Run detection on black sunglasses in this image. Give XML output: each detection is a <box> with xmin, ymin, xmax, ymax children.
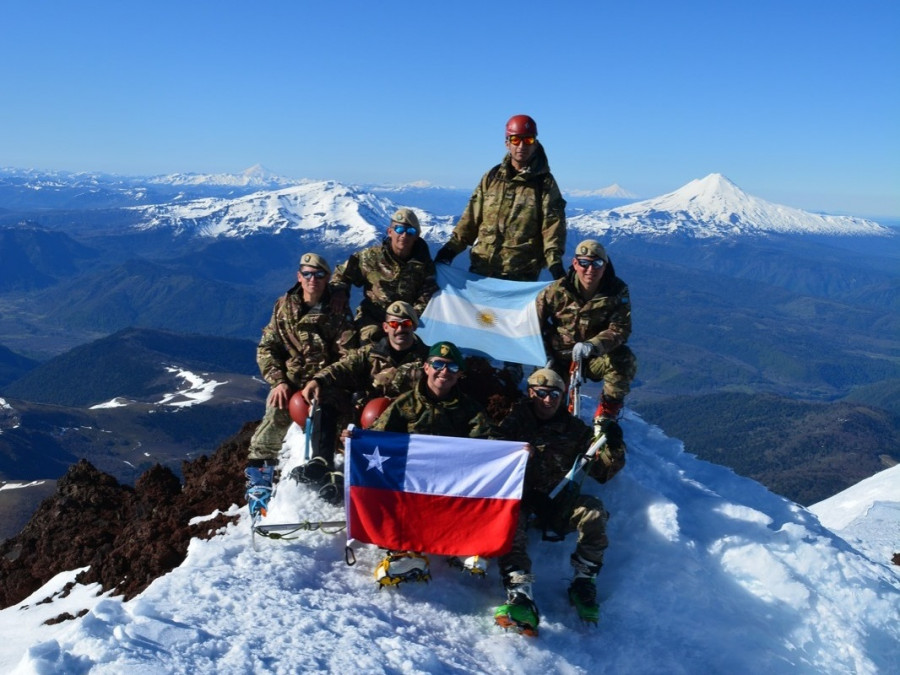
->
<box><xmin>575</xmin><ymin>258</ymin><xmax>605</xmax><ymax>270</ymax></box>
<box><xmin>428</xmin><ymin>360</ymin><xmax>460</xmax><ymax>373</ymax></box>
<box><xmin>530</xmin><ymin>387</ymin><xmax>561</xmax><ymax>400</ymax></box>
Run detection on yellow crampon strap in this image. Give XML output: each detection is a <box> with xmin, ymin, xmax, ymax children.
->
<box><xmin>374</xmin><ymin>551</ymin><xmax>432</xmax><ymax>587</ymax></box>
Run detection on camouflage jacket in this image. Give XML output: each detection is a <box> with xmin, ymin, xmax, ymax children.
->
<box><xmin>370</xmin><ymin>378</ymin><xmax>496</xmax><ymax>439</ymax></box>
<box><xmin>498</xmin><ymin>398</ymin><xmax>619</xmax><ymax>495</ymax></box>
<box><xmin>312</xmin><ymin>335</ymin><xmax>429</xmax><ymax>403</ymax></box>
<box><xmin>330</xmin><ymin>237</ymin><xmax>437</xmax><ymax>323</ymax></box>
<box><xmin>444</xmin><ymin>143</ymin><xmax>567</xmax><ymax>281</ymax></box>
<box><xmin>536</xmin><ymin>261</ymin><xmax>632</xmax><ymax>365</ymax></box>
<box><xmin>256</xmin><ymin>284</ymin><xmax>356</xmax><ymax>390</ymax></box>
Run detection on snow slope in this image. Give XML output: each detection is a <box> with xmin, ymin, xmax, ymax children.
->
<box><xmin>809</xmin><ymin>463</ymin><xmax>900</xmax><ymax>569</ymax></box>
<box><xmin>569</xmin><ymin>173</ymin><xmax>892</xmax><ymax>239</ymax></box>
<box><xmin>2</xmin><ymin>408</ymin><xmax>897</xmax><ymax>674</ymax></box>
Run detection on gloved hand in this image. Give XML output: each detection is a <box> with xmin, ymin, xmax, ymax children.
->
<box><xmin>434</xmin><ymin>245</ymin><xmax>457</xmax><ymax>265</ymax></box>
<box><xmin>571</xmin><ymin>342</ymin><xmax>596</xmax><ymax>363</ymax></box>
<box><xmin>549</xmin><ymin>262</ymin><xmax>565</xmax><ymax>280</ymax></box>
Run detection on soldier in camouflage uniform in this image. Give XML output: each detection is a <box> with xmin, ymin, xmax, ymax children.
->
<box><xmin>294</xmin><ymin>301</ymin><xmax>430</xmax><ymax>504</ymax></box>
<box><xmin>330</xmin><ymin>208</ymin><xmax>437</xmax><ymax>345</ymax></box>
<box><xmin>369</xmin><ymin>341</ymin><xmax>495</xmax><ymax>439</ymax></box>
<box><xmin>434</xmin><ymin>114</ymin><xmax>567</xmax><ymax>282</ymax></box>
<box><xmin>493</xmin><ymin>368</ymin><xmax>624</xmax><ymax>631</ymax></box>
<box><xmin>244</xmin><ymin>252</ymin><xmax>356</xmax><ymax>518</ymax></box>
<box><xmin>363</xmin><ymin>341</ymin><xmax>497</xmax><ymax>585</ymax></box>
<box><xmin>536</xmin><ymin>239</ymin><xmax>636</xmax><ymax>438</ymax></box>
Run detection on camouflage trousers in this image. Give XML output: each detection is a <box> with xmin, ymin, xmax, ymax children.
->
<box><xmin>498</xmin><ymin>494</ymin><xmax>609</xmax><ymax>575</ymax></box>
<box><xmin>555</xmin><ymin>344</ymin><xmax>637</xmax><ymax>401</ymax></box>
<box><xmin>247</xmin><ymin>405</ymin><xmax>293</xmax><ymax>462</ymax></box>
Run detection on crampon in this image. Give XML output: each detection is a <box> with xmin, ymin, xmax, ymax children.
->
<box><xmin>374</xmin><ymin>551</ymin><xmax>431</xmax><ymax>587</ymax></box>
<box><xmin>494</xmin><ymin>592</ymin><xmax>540</xmax><ymax>637</ymax></box>
<box><xmin>448</xmin><ymin>555</ymin><xmax>489</xmax><ymax>577</ymax></box>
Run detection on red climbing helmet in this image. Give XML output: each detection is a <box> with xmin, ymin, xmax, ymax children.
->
<box><xmin>505</xmin><ymin>114</ymin><xmax>538</xmax><ymax>137</ymax></box>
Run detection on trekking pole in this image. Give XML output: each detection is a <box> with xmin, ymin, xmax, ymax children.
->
<box><xmin>568</xmin><ymin>358</ymin><xmax>583</xmax><ymax>417</ymax></box>
<box><xmin>304</xmin><ymin>397</ymin><xmax>319</xmax><ymax>461</ymax></box>
<box><xmin>548</xmin><ymin>433</ymin><xmax>606</xmax><ymax>500</ymax></box>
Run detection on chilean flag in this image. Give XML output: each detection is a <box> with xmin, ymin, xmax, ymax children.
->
<box><xmin>345</xmin><ymin>429</ymin><xmax>529</xmax><ymax>556</ymax></box>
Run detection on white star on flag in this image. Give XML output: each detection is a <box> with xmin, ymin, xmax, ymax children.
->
<box><xmin>363</xmin><ymin>446</ymin><xmax>389</xmax><ymax>473</ymax></box>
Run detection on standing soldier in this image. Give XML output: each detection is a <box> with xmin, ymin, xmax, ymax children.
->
<box><xmin>244</xmin><ymin>252</ymin><xmax>356</xmax><ymax>518</ymax></box>
<box><xmin>295</xmin><ymin>301</ymin><xmax>430</xmax><ymax>504</ymax></box>
<box><xmin>434</xmin><ymin>114</ymin><xmax>567</xmax><ymax>282</ymax></box>
<box><xmin>536</xmin><ymin>239</ymin><xmax>636</xmax><ymax>439</ymax></box>
<box><xmin>494</xmin><ymin>368</ymin><xmax>624</xmax><ymax>633</ymax></box>
<box><xmin>330</xmin><ymin>208</ymin><xmax>437</xmax><ymax>345</ymax></box>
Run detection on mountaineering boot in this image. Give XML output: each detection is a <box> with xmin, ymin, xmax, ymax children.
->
<box><xmin>374</xmin><ymin>551</ymin><xmax>431</xmax><ymax>587</ymax></box>
<box><xmin>593</xmin><ymin>395</ymin><xmax>624</xmax><ymax>439</ymax></box>
<box><xmin>317</xmin><ymin>471</ymin><xmax>344</xmax><ymax>506</ymax></box>
<box><xmin>289</xmin><ymin>456</ymin><xmax>330</xmax><ymax>486</ymax></box>
<box><xmin>448</xmin><ymin>555</ymin><xmax>490</xmax><ymax>576</ymax></box>
<box><xmin>244</xmin><ymin>464</ymin><xmax>275</xmax><ymax>517</ymax></box>
<box><xmin>567</xmin><ymin>553</ymin><xmax>601</xmax><ymax>624</ymax></box>
<box><xmin>494</xmin><ymin>570</ymin><xmax>539</xmax><ymax>636</ymax></box>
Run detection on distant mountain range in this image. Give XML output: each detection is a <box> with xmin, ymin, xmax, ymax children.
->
<box><xmin>0</xmin><ymin>166</ymin><xmax>898</xmax><ymax>526</ymax></box>
<box><xmin>0</xmin><ymin>328</ymin><xmax>266</xmax><ymax>541</ymax></box>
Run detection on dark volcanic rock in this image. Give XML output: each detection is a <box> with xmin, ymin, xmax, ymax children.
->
<box><xmin>0</xmin><ymin>421</ymin><xmax>256</xmax><ymax>608</ymax></box>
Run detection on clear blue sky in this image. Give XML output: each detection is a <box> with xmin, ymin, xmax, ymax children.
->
<box><xmin>2</xmin><ymin>1</ymin><xmax>898</xmax><ymax>217</ymax></box>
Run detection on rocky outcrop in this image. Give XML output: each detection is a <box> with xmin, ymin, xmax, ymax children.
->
<box><xmin>0</xmin><ymin>422</ymin><xmax>255</xmax><ymax>608</ymax></box>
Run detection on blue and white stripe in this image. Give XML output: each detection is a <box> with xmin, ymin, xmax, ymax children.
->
<box><xmin>419</xmin><ymin>266</ymin><xmax>550</xmax><ymax>367</ymax></box>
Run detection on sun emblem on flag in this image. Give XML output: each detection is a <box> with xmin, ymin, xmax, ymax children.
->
<box><xmin>476</xmin><ymin>310</ymin><xmax>496</xmax><ymax>327</ymax></box>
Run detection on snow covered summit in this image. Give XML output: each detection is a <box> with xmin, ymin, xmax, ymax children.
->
<box><xmin>568</xmin><ymin>183</ymin><xmax>637</xmax><ymax>199</ymax></box>
<box><xmin>570</xmin><ymin>173</ymin><xmax>892</xmax><ymax>239</ymax></box>
<box><xmin>2</xmin><ymin>411</ymin><xmax>897</xmax><ymax>674</ymax></box>
<box><xmin>130</xmin><ymin>181</ymin><xmax>402</xmax><ymax>244</ymax></box>
<box><xmin>145</xmin><ymin>164</ymin><xmax>305</xmax><ymax>189</ymax></box>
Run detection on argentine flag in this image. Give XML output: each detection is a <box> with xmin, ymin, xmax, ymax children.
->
<box><xmin>418</xmin><ymin>266</ymin><xmax>550</xmax><ymax>367</ymax></box>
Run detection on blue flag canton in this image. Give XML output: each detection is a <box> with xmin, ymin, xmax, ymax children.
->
<box><xmin>349</xmin><ymin>429</ymin><xmax>411</xmax><ymax>491</ymax></box>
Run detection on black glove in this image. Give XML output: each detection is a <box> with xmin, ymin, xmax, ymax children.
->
<box><xmin>549</xmin><ymin>262</ymin><xmax>565</xmax><ymax>280</ymax></box>
<box><xmin>434</xmin><ymin>245</ymin><xmax>457</xmax><ymax>265</ymax></box>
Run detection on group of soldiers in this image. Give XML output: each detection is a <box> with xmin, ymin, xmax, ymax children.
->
<box><xmin>243</xmin><ymin>114</ymin><xmax>636</xmax><ymax>632</ymax></box>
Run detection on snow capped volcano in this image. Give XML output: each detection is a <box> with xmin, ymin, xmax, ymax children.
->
<box><xmin>570</xmin><ymin>173</ymin><xmax>892</xmax><ymax>239</ymax></box>
<box><xmin>129</xmin><ymin>180</ymin><xmax>424</xmax><ymax>246</ymax></box>
<box><xmin>568</xmin><ymin>183</ymin><xmax>637</xmax><ymax>199</ymax></box>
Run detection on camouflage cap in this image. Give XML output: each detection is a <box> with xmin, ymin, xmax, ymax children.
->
<box><xmin>574</xmin><ymin>240</ymin><xmax>609</xmax><ymax>262</ymax></box>
<box><xmin>298</xmin><ymin>252</ymin><xmax>331</xmax><ymax>274</ymax></box>
<box><xmin>385</xmin><ymin>300</ymin><xmax>419</xmax><ymax>327</ymax></box>
<box><xmin>526</xmin><ymin>368</ymin><xmax>566</xmax><ymax>391</ymax></box>
<box><xmin>427</xmin><ymin>341</ymin><xmax>464</xmax><ymax>369</ymax></box>
<box><xmin>391</xmin><ymin>208</ymin><xmax>420</xmax><ymax>229</ymax></box>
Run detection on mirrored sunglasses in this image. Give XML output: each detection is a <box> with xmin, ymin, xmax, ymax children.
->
<box><xmin>575</xmin><ymin>258</ymin><xmax>605</xmax><ymax>270</ymax></box>
<box><xmin>427</xmin><ymin>359</ymin><xmax>460</xmax><ymax>373</ymax></box>
<box><xmin>530</xmin><ymin>387</ymin><xmax>562</xmax><ymax>400</ymax></box>
<box><xmin>300</xmin><ymin>269</ymin><xmax>328</xmax><ymax>279</ymax></box>
<box><xmin>392</xmin><ymin>225</ymin><xmax>418</xmax><ymax>236</ymax></box>
<box><xmin>507</xmin><ymin>135</ymin><xmax>536</xmax><ymax>146</ymax></box>
<box><xmin>386</xmin><ymin>319</ymin><xmax>414</xmax><ymax>329</ymax></box>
